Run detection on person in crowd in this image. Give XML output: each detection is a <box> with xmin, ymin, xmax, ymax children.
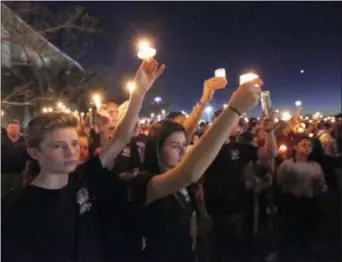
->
<box><xmin>203</xmin><ymin>109</ymin><xmax>276</xmax><ymax>262</ymax></box>
<box><xmin>277</xmin><ymin>138</ymin><xmax>327</xmax><ymax>261</ymax></box>
<box><xmin>1</xmin><ymin>58</ymin><xmax>166</xmax><ymax>262</ymax></box>
<box><xmin>98</xmin><ymin>67</ymin><xmax>262</xmax><ymax>261</ymax></box>
<box><xmin>1</xmin><ymin>119</ymin><xmax>28</xmax><ymax>199</ymax></box>
<box><xmin>78</xmin><ymin>132</ymin><xmax>90</xmax><ymax>165</ymax></box>
<box><xmin>317</xmin><ymin>122</ymin><xmax>338</xmax><ymax>157</ymax></box>
<box><xmin>136</xmin><ymin>76</ymin><xmax>262</xmax><ymax>262</ymax></box>
<box><xmin>83</xmin><ymin>124</ymin><xmax>91</xmax><ymax>137</ymax></box>
<box><xmin>87</xmin><ymin>99</ymin><xmax>120</xmax><ymax>155</ymax></box>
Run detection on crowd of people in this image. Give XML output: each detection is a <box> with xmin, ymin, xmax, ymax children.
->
<box><xmin>1</xmin><ymin>58</ymin><xmax>341</xmax><ymax>262</ymax></box>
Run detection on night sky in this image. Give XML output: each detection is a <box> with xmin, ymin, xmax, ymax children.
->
<box><xmin>56</xmin><ymin>2</ymin><xmax>342</xmax><ymax>115</ymax></box>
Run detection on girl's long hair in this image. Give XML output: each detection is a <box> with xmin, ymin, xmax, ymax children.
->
<box><xmin>143</xmin><ymin>120</ymin><xmax>185</xmax><ymax>174</ymax></box>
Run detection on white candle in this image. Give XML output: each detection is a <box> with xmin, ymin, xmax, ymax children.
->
<box><xmin>92</xmin><ymin>94</ymin><xmax>102</xmax><ymax>109</ymax></box>
<box><xmin>215</xmin><ymin>68</ymin><xmax>226</xmax><ymax>78</ymax></box>
<box><xmin>240</xmin><ymin>73</ymin><xmax>259</xmax><ymax>85</ymax></box>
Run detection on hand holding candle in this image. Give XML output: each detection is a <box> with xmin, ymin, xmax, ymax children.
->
<box><xmin>201</xmin><ymin>77</ymin><xmax>228</xmax><ymax>104</ymax></box>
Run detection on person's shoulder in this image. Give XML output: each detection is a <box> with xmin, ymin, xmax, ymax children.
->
<box><xmin>279</xmin><ymin>159</ymin><xmax>294</xmax><ymax>168</ymax></box>
<box><xmin>2</xmin><ymin>187</ymin><xmax>35</xmax><ymax>216</ymax></box>
<box><xmin>73</xmin><ymin>156</ymin><xmax>104</xmax><ymax>175</ymax></box>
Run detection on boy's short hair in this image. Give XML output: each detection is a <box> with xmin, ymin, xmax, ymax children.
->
<box><xmin>7</xmin><ymin>119</ymin><xmax>20</xmax><ymax>126</ymax></box>
<box><xmin>25</xmin><ymin>112</ymin><xmax>78</xmax><ymax>148</ymax></box>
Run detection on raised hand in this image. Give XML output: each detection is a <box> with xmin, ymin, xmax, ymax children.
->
<box><xmin>200</xmin><ymin>77</ymin><xmax>228</xmax><ymax>104</ymax></box>
<box><xmin>227</xmin><ymin>78</ymin><xmax>263</xmax><ymax>115</ymax></box>
<box><xmin>134</xmin><ymin>58</ymin><xmax>166</xmax><ymax>95</ymax></box>
<box><xmin>95</xmin><ymin>107</ymin><xmax>112</xmax><ymax>132</ymax></box>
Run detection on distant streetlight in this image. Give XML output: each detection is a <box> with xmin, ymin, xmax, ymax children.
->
<box><xmin>281</xmin><ymin>111</ymin><xmax>292</xmax><ymax>121</ymax></box>
<box><xmin>205</xmin><ymin>106</ymin><xmax>213</xmax><ymax>121</ymax></box>
<box><xmin>154</xmin><ymin>97</ymin><xmax>162</xmax><ymax>104</ymax></box>
<box><xmin>295</xmin><ymin>100</ymin><xmax>302</xmax><ymax>107</ymax></box>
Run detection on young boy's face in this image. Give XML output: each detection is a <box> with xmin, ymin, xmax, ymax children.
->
<box><xmin>29</xmin><ymin>127</ymin><xmax>80</xmax><ymax>175</ymax></box>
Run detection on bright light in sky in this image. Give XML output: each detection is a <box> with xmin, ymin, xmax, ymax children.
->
<box><xmin>154</xmin><ymin>97</ymin><xmax>162</xmax><ymax>103</ymax></box>
<box><xmin>295</xmin><ymin>100</ymin><xmax>302</xmax><ymax>107</ymax></box>
<box><xmin>300</xmin><ymin>69</ymin><xmax>305</xmax><ymax>74</ymax></box>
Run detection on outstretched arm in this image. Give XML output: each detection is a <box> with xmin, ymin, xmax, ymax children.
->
<box><xmin>99</xmin><ymin>59</ymin><xmax>165</xmax><ymax>168</ymax></box>
<box><xmin>183</xmin><ymin>77</ymin><xmax>227</xmax><ymax>142</ymax></box>
<box><xmin>146</xmin><ymin>78</ymin><xmax>263</xmax><ymax>205</ymax></box>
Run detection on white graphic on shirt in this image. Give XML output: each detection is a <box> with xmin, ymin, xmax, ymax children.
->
<box><xmin>231</xmin><ymin>149</ymin><xmax>240</xmax><ymax>161</ymax></box>
<box><xmin>179</xmin><ymin>188</ymin><xmax>191</xmax><ymax>203</ymax></box>
<box><xmin>76</xmin><ymin>188</ymin><xmax>92</xmax><ymax>215</ymax></box>
<box><xmin>122</xmin><ymin>146</ymin><xmax>131</xmax><ymax>157</ymax></box>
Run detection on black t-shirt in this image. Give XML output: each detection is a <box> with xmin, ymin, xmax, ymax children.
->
<box><xmin>140</xmin><ymin>179</ymin><xmax>195</xmax><ymax>262</ymax></box>
<box><xmin>1</xmin><ymin>156</ymin><xmax>107</xmax><ymax>262</ymax></box>
<box><xmin>93</xmin><ymin>170</ymin><xmax>154</xmax><ymax>262</ymax></box>
<box><xmin>203</xmin><ymin>142</ymin><xmax>258</xmax><ymax>216</ymax></box>
<box><xmin>2</xmin><ymin>155</ymin><xmax>154</xmax><ymax>262</ymax></box>
<box><xmin>1</xmin><ymin>133</ymin><xmax>28</xmax><ymax>174</ymax></box>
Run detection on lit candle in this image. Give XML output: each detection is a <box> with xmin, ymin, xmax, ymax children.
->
<box><xmin>127</xmin><ymin>81</ymin><xmax>135</xmax><ymax>94</ymax></box>
<box><xmin>278</xmin><ymin>144</ymin><xmax>288</xmax><ymax>154</ymax></box>
<box><xmin>215</xmin><ymin>68</ymin><xmax>226</xmax><ymax>78</ymax></box>
<box><xmin>240</xmin><ymin>72</ymin><xmax>259</xmax><ymax>85</ymax></box>
<box><xmin>297</xmin><ymin>127</ymin><xmax>305</xmax><ymax>133</ymax></box>
<box><xmin>92</xmin><ymin>94</ymin><xmax>102</xmax><ymax>110</ymax></box>
<box><xmin>137</xmin><ymin>40</ymin><xmax>156</xmax><ymax>60</ymax></box>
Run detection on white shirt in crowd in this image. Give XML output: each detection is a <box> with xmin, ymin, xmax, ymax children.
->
<box><xmin>277</xmin><ymin>159</ymin><xmax>327</xmax><ymax>198</ymax></box>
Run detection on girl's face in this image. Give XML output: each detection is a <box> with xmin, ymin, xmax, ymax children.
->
<box><xmin>295</xmin><ymin>139</ymin><xmax>312</xmax><ymax>155</ymax></box>
<box><xmin>160</xmin><ymin>131</ymin><xmax>187</xmax><ymax>170</ymax></box>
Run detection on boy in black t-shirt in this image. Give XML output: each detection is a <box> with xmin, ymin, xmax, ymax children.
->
<box><xmin>2</xmin><ymin>59</ymin><xmax>166</xmax><ymax>262</ymax></box>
